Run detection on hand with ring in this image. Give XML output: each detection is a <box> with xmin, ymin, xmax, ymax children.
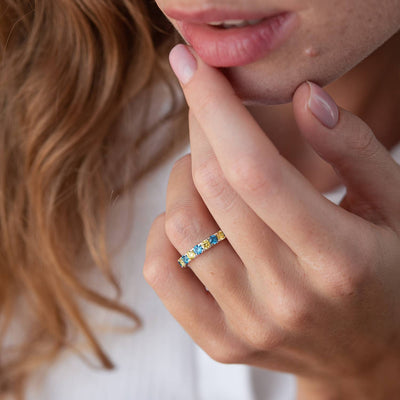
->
<box><xmin>144</xmin><ymin>45</ymin><xmax>400</xmax><ymax>398</ymax></box>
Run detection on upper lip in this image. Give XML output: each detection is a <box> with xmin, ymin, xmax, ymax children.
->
<box><xmin>164</xmin><ymin>7</ymin><xmax>284</xmax><ymax>23</ymax></box>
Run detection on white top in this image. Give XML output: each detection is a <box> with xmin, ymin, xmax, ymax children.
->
<box><xmin>28</xmin><ymin>141</ymin><xmax>400</xmax><ymax>400</ymax></box>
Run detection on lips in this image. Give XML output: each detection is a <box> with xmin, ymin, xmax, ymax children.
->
<box><xmin>167</xmin><ymin>10</ymin><xmax>299</xmax><ymax>68</ymax></box>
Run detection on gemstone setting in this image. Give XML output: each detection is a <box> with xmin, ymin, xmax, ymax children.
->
<box><xmin>209</xmin><ymin>235</ymin><xmax>218</xmax><ymax>245</ymax></box>
<box><xmin>201</xmin><ymin>239</ymin><xmax>211</xmax><ymax>249</ymax></box>
<box><xmin>217</xmin><ymin>231</ymin><xmax>225</xmax><ymax>241</ymax></box>
<box><xmin>182</xmin><ymin>255</ymin><xmax>190</xmax><ymax>264</ymax></box>
<box><xmin>187</xmin><ymin>250</ymin><xmax>196</xmax><ymax>259</ymax></box>
<box><xmin>178</xmin><ymin>258</ymin><xmax>186</xmax><ymax>268</ymax></box>
<box><xmin>194</xmin><ymin>244</ymin><xmax>204</xmax><ymax>255</ymax></box>
<box><xmin>178</xmin><ymin>230</ymin><xmax>226</xmax><ymax>268</ymax></box>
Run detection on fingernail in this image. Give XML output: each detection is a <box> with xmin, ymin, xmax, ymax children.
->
<box><xmin>307</xmin><ymin>81</ymin><xmax>339</xmax><ymax>129</ymax></box>
<box><xmin>169</xmin><ymin>44</ymin><xmax>197</xmax><ymax>85</ymax></box>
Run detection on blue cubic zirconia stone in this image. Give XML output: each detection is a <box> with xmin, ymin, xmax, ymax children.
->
<box><xmin>182</xmin><ymin>255</ymin><xmax>190</xmax><ymax>264</ymax></box>
<box><xmin>209</xmin><ymin>235</ymin><xmax>218</xmax><ymax>245</ymax></box>
<box><xmin>194</xmin><ymin>244</ymin><xmax>204</xmax><ymax>255</ymax></box>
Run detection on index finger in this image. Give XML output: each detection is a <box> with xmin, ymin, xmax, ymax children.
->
<box><xmin>169</xmin><ymin>44</ymin><xmax>351</xmax><ymax>259</ymax></box>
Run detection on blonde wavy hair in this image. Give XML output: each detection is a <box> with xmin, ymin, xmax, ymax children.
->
<box><xmin>0</xmin><ymin>1</ymin><xmax>186</xmax><ymax>398</ymax></box>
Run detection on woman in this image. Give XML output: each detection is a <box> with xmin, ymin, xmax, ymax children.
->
<box><xmin>144</xmin><ymin>0</ymin><xmax>400</xmax><ymax>398</ymax></box>
<box><xmin>0</xmin><ymin>1</ymin><xmax>399</xmax><ymax>400</ymax></box>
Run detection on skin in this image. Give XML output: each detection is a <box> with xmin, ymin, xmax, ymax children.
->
<box><xmin>144</xmin><ymin>1</ymin><xmax>400</xmax><ymax>398</ymax></box>
<box><xmin>157</xmin><ymin>0</ymin><xmax>400</xmax><ymax>191</ymax></box>
<box><xmin>155</xmin><ymin>0</ymin><xmax>400</xmax><ymax>104</ymax></box>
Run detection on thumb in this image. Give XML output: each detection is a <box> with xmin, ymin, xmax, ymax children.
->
<box><xmin>292</xmin><ymin>81</ymin><xmax>400</xmax><ymax>225</ymax></box>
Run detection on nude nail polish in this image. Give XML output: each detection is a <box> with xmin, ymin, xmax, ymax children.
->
<box><xmin>307</xmin><ymin>81</ymin><xmax>339</xmax><ymax>129</ymax></box>
<box><xmin>169</xmin><ymin>44</ymin><xmax>197</xmax><ymax>85</ymax></box>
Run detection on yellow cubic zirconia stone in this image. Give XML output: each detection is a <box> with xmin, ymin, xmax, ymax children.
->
<box><xmin>187</xmin><ymin>250</ymin><xmax>196</xmax><ymax>260</ymax></box>
<box><xmin>201</xmin><ymin>239</ymin><xmax>211</xmax><ymax>249</ymax></box>
<box><xmin>217</xmin><ymin>231</ymin><xmax>225</xmax><ymax>241</ymax></box>
<box><xmin>178</xmin><ymin>258</ymin><xmax>186</xmax><ymax>268</ymax></box>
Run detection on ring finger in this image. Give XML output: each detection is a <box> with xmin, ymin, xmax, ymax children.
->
<box><xmin>165</xmin><ymin>153</ymin><xmax>250</xmax><ymax>312</ymax></box>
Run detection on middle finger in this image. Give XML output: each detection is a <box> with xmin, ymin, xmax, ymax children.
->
<box><xmin>189</xmin><ymin>112</ymin><xmax>298</xmax><ymax>285</ymax></box>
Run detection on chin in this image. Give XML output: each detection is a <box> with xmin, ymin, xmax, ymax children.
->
<box><xmin>222</xmin><ymin>62</ymin><xmax>337</xmax><ymax>106</ymax></box>
<box><xmin>221</xmin><ymin>66</ymin><xmax>306</xmax><ymax>106</ymax></box>
<box><xmin>232</xmin><ymin>81</ymin><xmax>297</xmax><ymax>106</ymax></box>
<box><xmin>219</xmin><ymin>54</ymin><xmax>345</xmax><ymax>106</ymax></box>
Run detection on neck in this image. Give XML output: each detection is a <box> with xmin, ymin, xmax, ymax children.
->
<box><xmin>247</xmin><ymin>31</ymin><xmax>400</xmax><ymax>193</ymax></box>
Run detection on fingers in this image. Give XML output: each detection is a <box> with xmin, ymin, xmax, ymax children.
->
<box><xmin>169</xmin><ymin>44</ymin><xmax>349</xmax><ymax>260</ymax></box>
<box><xmin>293</xmin><ymin>81</ymin><xmax>400</xmax><ymax>229</ymax></box>
<box><xmin>189</xmin><ymin>111</ymin><xmax>299</xmax><ymax>285</ymax></box>
<box><xmin>143</xmin><ymin>213</ymin><xmax>229</xmax><ymax>351</ymax></box>
<box><xmin>144</xmin><ymin>178</ymin><xmax>292</xmax><ymax>368</ymax></box>
<box><xmin>164</xmin><ymin>154</ymin><xmax>251</xmax><ymax>312</ymax></box>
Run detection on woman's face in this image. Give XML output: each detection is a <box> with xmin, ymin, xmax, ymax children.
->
<box><xmin>155</xmin><ymin>0</ymin><xmax>400</xmax><ymax>105</ymax></box>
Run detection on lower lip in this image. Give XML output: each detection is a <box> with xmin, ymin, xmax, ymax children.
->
<box><xmin>178</xmin><ymin>12</ymin><xmax>298</xmax><ymax>67</ymax></box>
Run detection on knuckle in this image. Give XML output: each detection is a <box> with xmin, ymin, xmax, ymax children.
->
<box><xmin>227</xmin><ymin>154</ymin><xmax>282</xmax><ymax>198</ymax></box>
<box><xmin>171</xmin><ymin>153</ymin><xmax>192</xmax><ymax>174</ymax></box>
<box><xmin>324</xmin><ymin>270</ymin><xmax>363</xmax><ymax>299</ymax></box>
<box><xmin>143</xmin><ymin>256</ymin><xmax>167</xmax><ymax>291</ymax></box>
<box><xmin>144</xmin><ymin>213</ymin><xmax>166</xmax><ymax>283</ymax></box>
<box><xmin>193</xmin><ymin>158</ymin><xmax>224</xmax><ymax>192</ymax></box>
<box><xmin>230</xmin><ymin>310</ymin><xmax>283</xmax><ymax>351</ymax></box>
<box><xmin>193</xmin><ymin>160</ymin><xmax>236</xmax><ymax>210</ymax></box>
<box><xmin>165</xmin><ymin>207</ymin><xmax>201</xmax><ymax>247</ymax></box>
<box><xmin>206</xmin><ymin>336</ymin><xmax>250</xmax><ymax>364</ymax></box>
<box><xmin>320</xmin><ymin>253</ymin><xmax>373</xmax><ymax>299</ymax></box>
<box><xmin>146</xmin><ymin>213</ymin><xmax>166</xmax><ymax>243</ymax></box>
<box><xmin>263</xmin><ymin>280</ymin><xmax>314</xmax><ymax>332</ymax></box>
<box><xmin>335</xmin><ymin>229</ymin><xmax>378</xmax><ymax>298</ymax></box>
<box><xmin>274</xmin><ymin>297</ymin><xmax>313</xmax><ymax>332</ymax></box>
<box><xmin>152</xmin><ymin>212</ymin><xmax>166</xmax><ymax>227</ymax></box>
<box><xmin>306</xmin><ymin>227</ymin><xmax>378</xmax><ymax>300</ymax></box>
<box><xmin>195</xmin><ymin>92</ymin><xmax>220</xmax><ymax>121</ymax></box>
<box><xmin>242</xmin><ymin>325</ymin><xmax>282</xmax><ymax>352</ymax></box>
<box><xmin>345</xmin><ymin>120</ymin><xmax>380</xmax><ymax>159</ymax></box>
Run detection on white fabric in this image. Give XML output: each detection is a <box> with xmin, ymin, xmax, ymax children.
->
<box><xmin>27</xmin><ymin>140</ymin><xmax>400</xmax><ymax>400</ymax></box>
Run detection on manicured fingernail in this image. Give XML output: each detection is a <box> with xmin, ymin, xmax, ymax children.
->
<box><xmin>169</xmin><ymin>44</ymin><xmax>197</xmax><ymax>85</ymax></box>
<box><xmin>307</xmin><ymin>81</ymin><xmax>339</xmax><ymax>129</ymax></box>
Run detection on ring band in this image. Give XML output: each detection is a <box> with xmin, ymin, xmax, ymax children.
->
<box><xmin>178</xmin><ymin>230</ymin><xmax>226</xmax><ymax>268</ymax></box>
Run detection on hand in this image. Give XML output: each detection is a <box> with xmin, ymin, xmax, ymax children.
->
<box><xmin>143</xmin><ymin>45</ymin><xmax>400</xmax><ymax>398</ymax></box>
